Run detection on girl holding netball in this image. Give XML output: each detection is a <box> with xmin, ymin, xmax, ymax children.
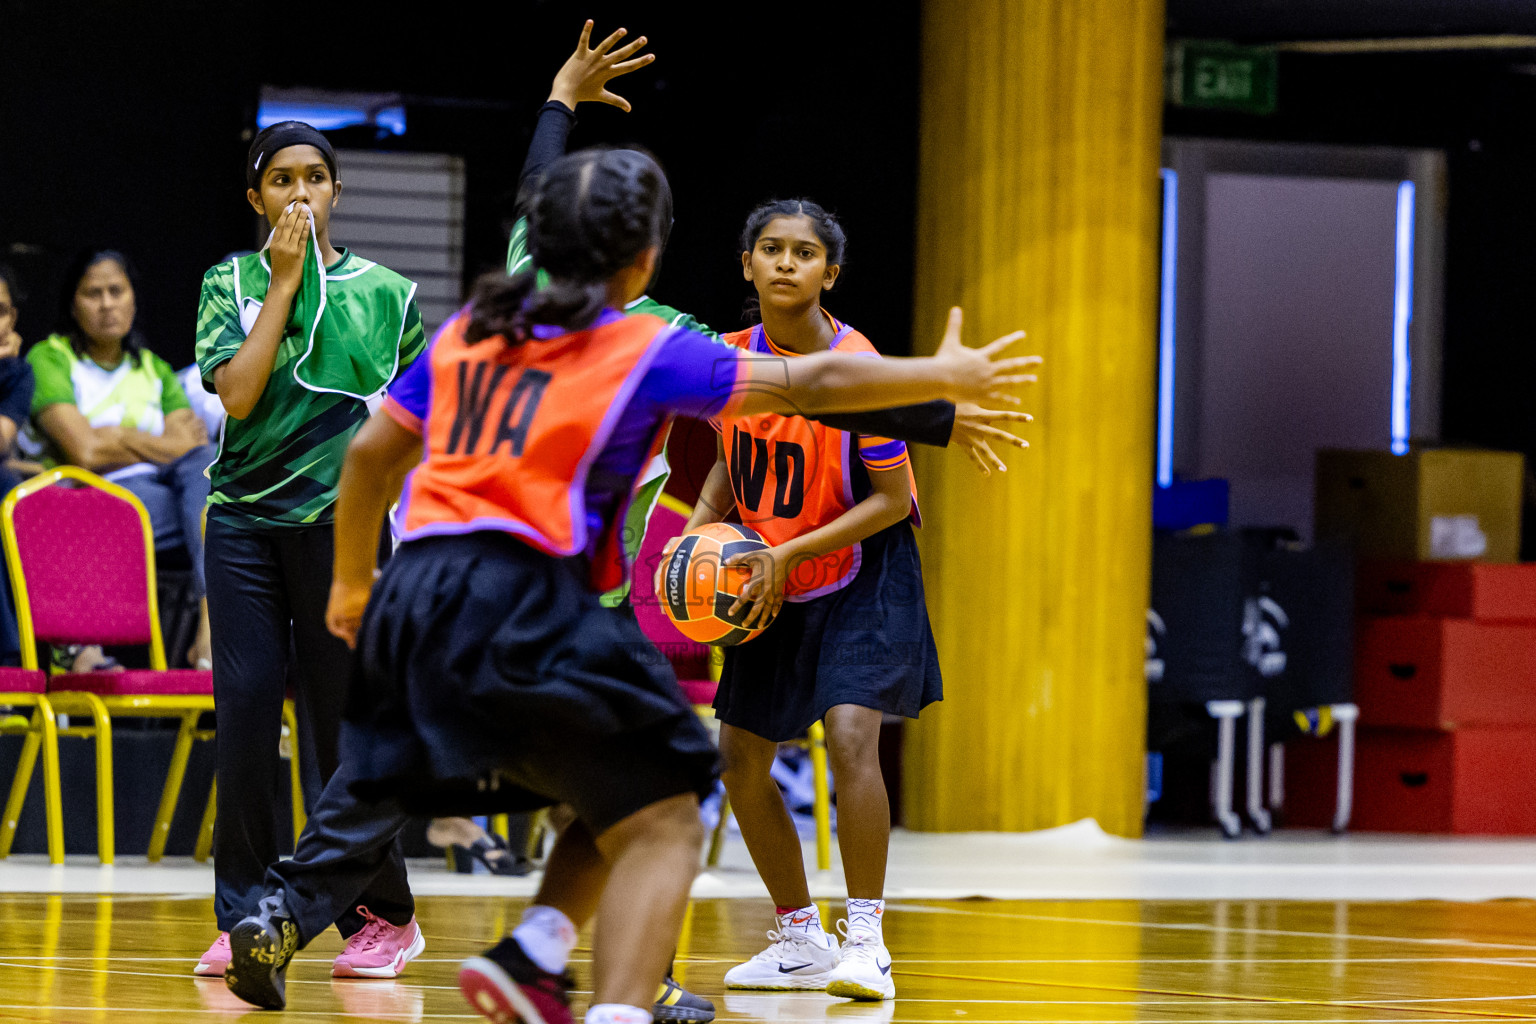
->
<box><xmin>274</xmin><ymin>148</ymin><xmax>1030</xmax><ymax>1024</ymax></box>
<box><xmin>679</xmin><ymin>200</ymin><xmax>1034</xmax><ymax>1000</ymax></box>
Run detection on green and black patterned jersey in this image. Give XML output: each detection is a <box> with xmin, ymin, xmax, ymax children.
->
<box><xmin>194</xmin><ymin>249</ymin><xmax>426</xmax><ymax>530</ymax></box>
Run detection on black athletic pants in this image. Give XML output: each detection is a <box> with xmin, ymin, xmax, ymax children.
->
<box><xmin>205</xmin><ymin>516</ymin><xmax>409</xmax><ymax>934</ymax></box>
<box><xmin>267</xmin><ymin>757</ymin><xmax>414</xmax><ymax>944</ymax></box>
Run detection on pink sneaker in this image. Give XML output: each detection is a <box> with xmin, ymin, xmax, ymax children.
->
<box><xmin>194</xmin><ymin>932</ymin><xmax>231</xmax><ymax>977</ymax></box>
<box><xmin>332</xmin><ymin>906</ymin><xmax>425</xmax><ymax>979</ymax></box>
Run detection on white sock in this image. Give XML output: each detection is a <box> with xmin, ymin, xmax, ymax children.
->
<box><xmin>585</xmin><ymin>1004</ymin><xmax>652</xmax><ymax>1024</ymax></box>
<box><xmin>846</xmin><ymin>898</ymin><xmax>885</xmax><ymax>938</ymax></box>
<box><xmin>512</xmin><ymin>905</ymin><xmax>577</xmax><ymax>974</ymax></box>
<box><xmin>776</xmin><ymin>903</ymin><xmax>825</xmax><ymax>936</ymax></box>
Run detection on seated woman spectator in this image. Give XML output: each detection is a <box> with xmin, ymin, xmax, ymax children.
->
<box><xmin>27</xmin><ymin>250</ymin><xmax>216</xmax><ymax>668</ymax></box>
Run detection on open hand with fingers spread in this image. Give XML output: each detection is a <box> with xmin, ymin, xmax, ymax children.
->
<box><xmin>931</xmin><ymin>306</ymin><xmax>1040</xmax><ymax>406</ymax></box>
<box><xmin>549</xmin><ymin>20</ymin><xmax>655</xmax><ymax>112</ymax></box>
<box><xmin>953</xmin><ymin>402</ymin><xmax>1034</xmax><ymax>475</ymax></box>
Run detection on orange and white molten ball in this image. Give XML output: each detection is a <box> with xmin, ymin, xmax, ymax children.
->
<box><xmin>659</xmin><ymin>522</ymin><xmax>774</xmax><ymax>645</ymax></box>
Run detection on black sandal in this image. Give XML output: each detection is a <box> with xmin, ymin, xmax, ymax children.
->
<box><xmin>452</xmin><ymin>834</ymin><xmax>535</xmax><ymax>877</ymax></box>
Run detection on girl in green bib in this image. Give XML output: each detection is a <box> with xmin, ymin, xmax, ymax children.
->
<box><xmin>191</xmin><ymin>122</ymin><xmax>426</xmax><ymax>977</ymax></box>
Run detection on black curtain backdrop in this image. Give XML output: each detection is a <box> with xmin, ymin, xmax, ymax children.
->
<box><xmin>0</xmin><ymin>0</ymin><xmax>922</xmax><ymax>368</ymax></box>
<box><xmin>9</xmin><ymin>2</ymin><xmax>1536</xmax><ymax>507</ymax></box>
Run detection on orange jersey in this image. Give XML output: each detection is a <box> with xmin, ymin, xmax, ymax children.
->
<box><xmin>717</xmin><ymin>316</ymin><xmax>920</xmax><ymax>601</ymax></box>
<box><xmin>393</xmin><ymin>310</ymin><xmax>673</xmax><ymax>593</ymax></box>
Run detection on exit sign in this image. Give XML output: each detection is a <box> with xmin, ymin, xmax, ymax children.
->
<box><xmin>1167</xmin><ymin>40</ymin><xmax>1277</xmax><ymax>115</ymax></box>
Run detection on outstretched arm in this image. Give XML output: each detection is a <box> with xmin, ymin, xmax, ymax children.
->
<box><xmin>518</xmin><ymin>103</ymin><xmax>577</xmax><ymax>196</ymax></box>
<box><xmin>518</xmin><ymin>21</ymin><xmax>654</xmax><ymax>191</ymax></box>
<box><xmin>813</xmin><ymin>402</ymin><xmax>955</xmax><ymax>447</ymax></box>
<box><xmin>813</xmin><ymin>402</ymin><xmax>1032</xmax><ymax>474</ymax></box>
<box><xmin>644</xmin><ymin>304</ymin><xmax>1030</xmax><ymax>468</ymax></box>
<box><xmin>728</xmin><ymin>308</ymin><xmax>1038</xmax><ymax>419</ymax></box>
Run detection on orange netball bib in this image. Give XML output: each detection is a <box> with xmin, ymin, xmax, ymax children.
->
<box><xmin>400</xmin><ymin>311</ymin><xmax>670</xmax><ymax>592</ymax></box>
<box><xmin>718</xmin><ymin>317</ymin><xmax>918</xmax><ymax>600</ymax></box>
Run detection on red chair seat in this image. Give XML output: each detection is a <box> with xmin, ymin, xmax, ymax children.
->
<box><xmin>0</xmin><ymin>668</ymin><xmax>48</xmax><ymax>694</ymax></box>
<box><xmin>678</xmin><ymin>678</ymin><xmax>718</xmax><ymax>706</ymax></box>
<box><xmin>49</xmin><ymin>669</ymin><xmax>213</xmax><ymax>697</ymax></box>
<box><xmin>633</xmin><ymin>501</ymin><xmax>720</xmax><ymax>685</ymax></box>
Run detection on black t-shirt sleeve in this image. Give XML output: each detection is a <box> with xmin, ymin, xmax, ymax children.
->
<box><xmin>519</xmin><ymin>101</ymin><xmax>577</xmax><ymax>191</ymax></box>
<box><xmin>0</xmin><ymin>358</ymin><xmax>35</xmax><ymax>432</ymax></box>
<box><xmin>812</xmin><ymin>400</ymin><xmax>956</xmax><ymax>448</ymax></box>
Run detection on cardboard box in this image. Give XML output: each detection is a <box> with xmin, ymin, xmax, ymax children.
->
<box><xmin>1357</xmin><ymin>561</ymin><xmax>1536</xmax><ymax>620</ymax></box>
<box><xmin>1355</xmin><ymin>616</ymin><xmax>1536</xmax><ymax>729</ymax></box>
<box><xmin>1284</xmin><ymin>726</ymin><xmax>1536</xmax><ymax>834</ymax></box>
<box><xmin>1316</xmin><ymin>448</ymin><xmax>1524</xmax><ymax>564</ymax></box>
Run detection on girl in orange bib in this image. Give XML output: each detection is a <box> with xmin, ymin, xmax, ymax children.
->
<box><xmin>679</xmin><ymin>200</ymin><xmax>1013</xmax><ymax>1001</ymax></box>
<box><xmin>306</xmin><ymin>156</ymin><xmax>1032</xmax><ymax>1024</ymax></box>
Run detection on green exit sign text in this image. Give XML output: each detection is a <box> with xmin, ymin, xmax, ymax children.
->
<box><xmin>1167</xmin><ymin>40</ymin><xmax>1277</xmax><ymax>115</ymax></box>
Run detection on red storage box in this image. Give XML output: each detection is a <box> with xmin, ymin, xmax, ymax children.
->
<box><xmin>1284</xmin><ymin>727</ymin><xmax>1536</xmax><ymax>834</ymax></box>
<box><xmin>1355</xmin><ymin>616</ymin><xmax>1536</xmax><ymax>728</ymax></box>
<box><xmin>1358</xmin><ymin>562</ymin><xmax>1536</xmax><ymax>620</ymax></box>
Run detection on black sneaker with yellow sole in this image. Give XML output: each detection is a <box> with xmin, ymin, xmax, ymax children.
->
<box><xmin>225</xmin><ymin>893</ymin><xmax>300</xmax><ymax>1010</ymax></box>
<box><xmin>655</xmin><ymin>975</ymin><xmax>716</xmax><ymax>1023</ymax></box>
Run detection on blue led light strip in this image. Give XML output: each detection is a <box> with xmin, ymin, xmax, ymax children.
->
<box><xmin>257</xmin><ymin>102</ymin><xmax>407</xmax><ymax>136</ymax></box>
<box><xmin>1157</xmin><ymin>169</ymin><xmax>1179</xmax><ymax>488</ymax></box>
<box><xmin>1391</xmin><ymin>181</ymin><xmax>1415</xmax><ymax>456</ymax></box>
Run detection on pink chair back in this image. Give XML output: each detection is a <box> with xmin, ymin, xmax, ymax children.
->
<box><xmin>632</xmin><ymin>500</ymin><xmax>712</xmax><ymax>682</ymax></box>
<box><xmin>8</xmin><ymin>477</ymin><xmax>155</xmax><ymax>647</ymax></box>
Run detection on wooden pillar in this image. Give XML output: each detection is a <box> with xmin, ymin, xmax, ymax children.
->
<box><xmin>903</xmin><ymin>0</ymin><xmax>1165</xmax><ymax>835</ymax></box>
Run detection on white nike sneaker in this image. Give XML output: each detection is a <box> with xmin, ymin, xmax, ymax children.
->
<box><xmin>723</xmin><ymin>924</ymin><xmax>839</xmax><ymax>990</ymax></box>
<box><xmin>825</xmin><ymin>927</ymin><xmax>894</xmax><ymax>1001</ymax></box>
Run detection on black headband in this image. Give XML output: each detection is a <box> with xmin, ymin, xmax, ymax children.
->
<box><xmin>246</xmin><ymin>122</ymin><xmax>338</xmax><ymax>190</ymax></box>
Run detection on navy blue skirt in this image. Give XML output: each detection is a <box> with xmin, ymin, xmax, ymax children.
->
<box><xmin>714</xmin><ymin>521</ymin><xmax>943</xmax><ymax>743</ymax></box>
<box><xmin>341</xmin><ymin>532</ymin><xmax>719</xmax><ymax>834</ymax></box>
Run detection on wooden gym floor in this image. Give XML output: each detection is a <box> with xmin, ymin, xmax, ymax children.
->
<box><xmin>3</xmin><ymin>894</ymin><xmax>1536</xmax><ymax>1022</ymax></box>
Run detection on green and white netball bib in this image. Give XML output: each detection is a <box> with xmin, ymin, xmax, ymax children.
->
<box><xmin>234</xmin><ymin>204</ymin><xmax>417</xmax><ymax>400</ymax></box>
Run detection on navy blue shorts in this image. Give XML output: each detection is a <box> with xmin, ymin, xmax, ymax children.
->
<box><xmin>714</xmin><ymin>521</ymin><xmax>943</xmax><ymax>743</ymax></box>
<box><xmin>341</xmin><ymin>532</ymin><xmax>719</xmax><ymax>835</ymax></box>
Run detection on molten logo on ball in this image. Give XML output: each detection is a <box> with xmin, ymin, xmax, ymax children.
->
<box><xmin>661</xmin><ymin>522</ymin><xmax>775</xmax><ymax>646</ymax></box>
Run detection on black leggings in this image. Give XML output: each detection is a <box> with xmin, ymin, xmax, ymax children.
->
<box><xmin>266</xmin><ymin>755</ymin><xmax>414</xmax><ymax>944</ymax></box>
<box><xmin>205</xmin><ymin>516</ymin><xmax>360</xmax><ymax>931</ymax></box>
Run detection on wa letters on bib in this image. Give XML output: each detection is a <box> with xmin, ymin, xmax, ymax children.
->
<box><xmin>399</xmin><ymin>312</ymin><xmax>671</xmax><ymax>593</ymax></box>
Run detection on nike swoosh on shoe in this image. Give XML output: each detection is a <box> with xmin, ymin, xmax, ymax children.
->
<box><xmin>777</xmin><ymin>963</ymin><xmax>816</xmax><ymax>974</ymax></box>
<box><xmin>878</xmin><ymin>961</ymin><xmax>892</xmax><ymax>975</ymax></box>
